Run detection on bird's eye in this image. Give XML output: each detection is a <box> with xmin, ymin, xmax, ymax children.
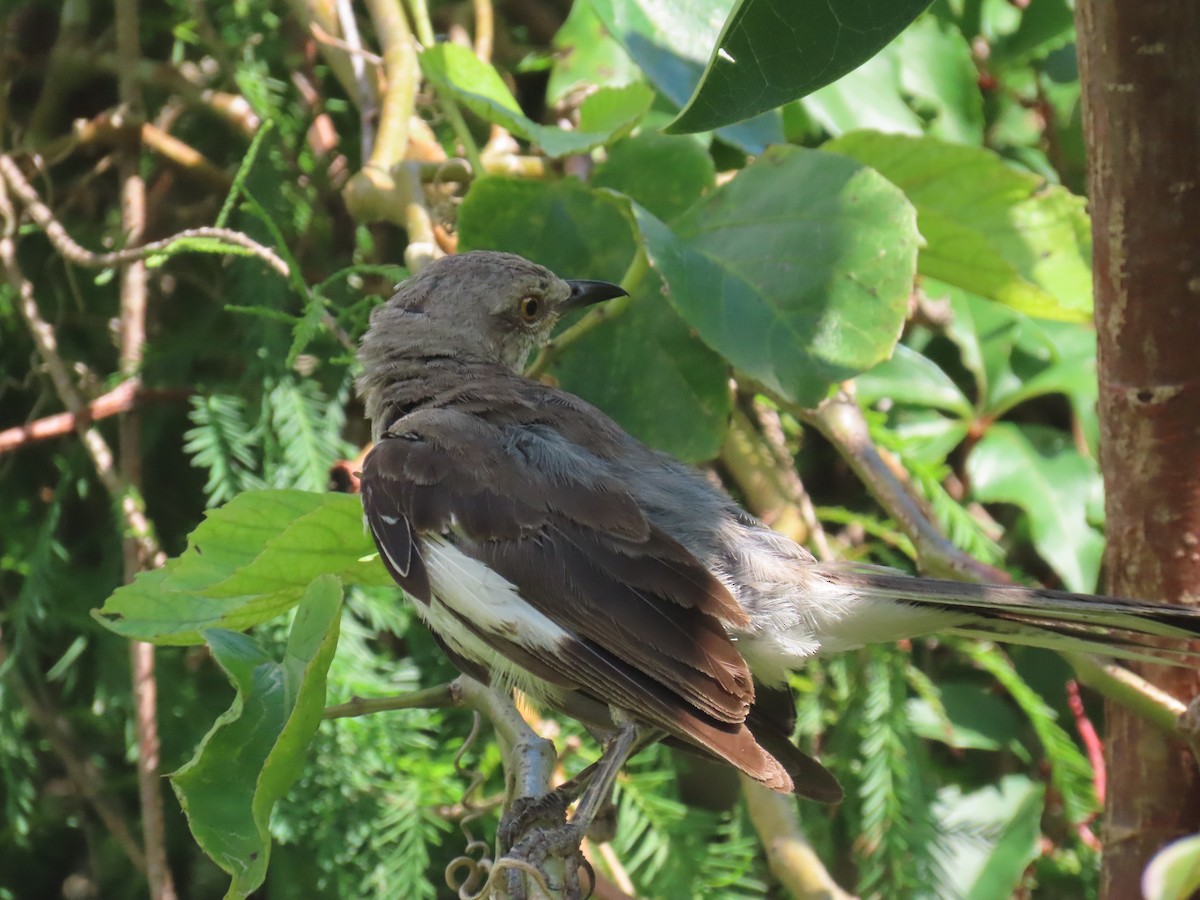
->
<box><xmin>519</xmin><ymin>296</ymin><xmax>541</xmax><ymax>322</ymax></box>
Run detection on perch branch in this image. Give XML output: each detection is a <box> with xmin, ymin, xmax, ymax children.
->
<box><xmin>742</xmin><ymin>778</ymin><xmax>857</xmax><ymax>900</ymax></box>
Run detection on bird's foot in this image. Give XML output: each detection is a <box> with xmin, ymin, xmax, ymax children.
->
<box><xmin>502</xmin><ymin>821</ymin><xmax>592</xmax><ymax>900</ymax></box>
<box><xmin>497</xmin><ymin>789</ymin><xmax>572</xmax><ymax>854</ymax></box>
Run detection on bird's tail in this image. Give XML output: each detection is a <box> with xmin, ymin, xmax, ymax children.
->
<box><xmin>814</xmin><ymin>563</ymin><xmax>1200</xmax><ymax>664</ymax></box>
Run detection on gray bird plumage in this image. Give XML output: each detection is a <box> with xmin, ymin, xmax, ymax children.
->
<box><xmin>357</xmin><ymin>250</ymin><xmax>1200</xmax><ymax>800</ymax></box>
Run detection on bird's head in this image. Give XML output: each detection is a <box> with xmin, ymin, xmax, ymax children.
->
<box><xmin>359</xmin><ymin>251</ymin><xmax>627</xmax><ymax>374</ymax></box>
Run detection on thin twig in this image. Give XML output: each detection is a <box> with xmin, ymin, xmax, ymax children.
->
<box><xmin>720</xmin><ymin>405</ymin><xmax>813</xmax><ymax>545</ymax></box>
<box><xmin>0</xmin><ymin>182</ymin><xmax>160</xmax><ymax>566</ymax></box>
<box><xmin>115</xmin><ymin>0</ymin><xmax>176</xmax><ymax>894</ymax></box>
<box><xmin>283</xmin><ymin>0</ymin><xmax>379</xmax><ymax>112</ymax></box>
<box><xmin>800</xmin><ymin>392</ymin><xmax>1012</xmax><ymax>584</ymax></box>
<box><xmin>343</xmin><ymin>0</ymin><xmax>443</xmax><ymax>271</ymax></box>
<box><xmin>472</xmin><ymin>0</ymin><xmax>495</xmax><ymax>61</ymax></box>
<box><xmin>753</xmin><ymin>399</ymin><xmax>832</xmax><ymax>560</ymax></box>
<box><xmin>786</xmin><ymin>391</ymin><xmax>1194</xmax><ymax>736</ymax></box>
<box><xmin>0</xmin><ymin>153</ymin><xmax>288</xmax><ymax>275</ymax></box>
<box><xmin>334</xmin><ymin>0</ymin><xmax>378</xmax><ymax>158</ymax></box>
<box><xmin>323</xmin><ymin>683</ymin><xmax>460</xmax><ymax>718</ymax></box>
<box><xmin>406</xmin><ymin>0</ymin><xmax>486</xmax><ymax>175</ymax></box>
<box><xmin>35</xmin><ymin>112</ymin><xmax>230</xmax><ymax>188</ymax></box>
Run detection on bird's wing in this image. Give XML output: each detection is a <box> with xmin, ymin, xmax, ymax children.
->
<box><xmin>361</xmin><ymin>405</ymin><xmax>751</xmax><ymax>717</ymax></box>
<box><xmin>359</xmin><ymin>404</ymin><xmax>834</xmax><ymax>795</ymax></box>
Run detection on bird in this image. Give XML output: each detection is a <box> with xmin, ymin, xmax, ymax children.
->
<box><xmin>355</xmin><ymin>250</ymin><xmax>1200</xmax><ymax>851</ymax></box>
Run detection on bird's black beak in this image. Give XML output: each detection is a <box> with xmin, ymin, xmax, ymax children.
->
<box><xmin>562</xmin><ymin>279</ymin><xmax>628</xmax><ymax>311</ymax></box>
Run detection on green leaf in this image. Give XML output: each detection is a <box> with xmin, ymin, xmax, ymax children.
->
<box><xmin>991</xmin><ymin>0</ymin><xmax>1076</xmax><ymax>69</ymax></box>
<box><xmin>932</xmin><ymin>775</ymin><xmax>1044</xmax><ymax>900</ymax></box>
<box><xmin>171</xmin><ymin>575</ymin><xmax>342</xmax><ymax>898</ymax></box>
<box><xmin>894</xmin><ymin>15</ymin><xmax>985</xmax><ymax>144</ymax></box>
<box><xmin>587</xmin><ymin>0</ymin><xmax>783</xmax><ymax>153</ymax></box>
<box><xmin>827</xmin><ymin>132</ymin><xmax>1093</xmax><ymax>321</ymax></box>
<box><xmin>966</xmin><ymin>423</ymin><xmax>1103</xmax><ymax>592</ymax></box>
<box><xmin>632</xmin><ymin>145</ymin><xmax>918</xmax><ymax>406</ymax></box>
<box><xmin>457</xmin><ymin>177</ymin><xmax>730</xmax><ymax>458</ymax></box>
<box><xmin>855</xmin><ymin>344</ymin><xmax>974</xmax><ymax>418</ymax></box>
<box><xmin>457</xmin><ymin>176</ymin><xmax>636</xmax><ymax>282</ymax></box>
<box><xmin>547</xmin><ymin>0</ymin><xmax>642</xmax><ymax>106</ymax></box>
<box><xmin>668</xmin><ymin>0</ymin><xmax>934</xmax><ymax>133</ymax></box>
<box><xmin>592</xmin><ymin>132</ymin><xmax>716</xmax><ymax>223</ymax></box>
<box><xmin>1143</xmin><ymin>834</ymin><xmax>1200</xmax><ymax>900</ymax></box>
<box><xmin>799</xmin><ymin>53</ymin><xmax>925</xmax><ymax>138</ymax></box>
<box><xmin>420</xmin><ymin>44</ymin><xmax>652</xmax><ymax>158</ymax></box>
<box><xmin>553</xmin><ymin>269</ymin><xmax>732</xmax><ymax>462</ymax></box>
<box><xmin>907</xmin><ymin>681</ymin><xmax>1023</xmax><ymax>753</ymax></box>
<box><xmin>941</xmin><ymin>285</ymin><xmax>1098</xmax><ymax>446</ymax></box>
<box><xmin>93</xmin><ymin>490</ymin><xmax>390</xmax><ymax>644</ymax></box>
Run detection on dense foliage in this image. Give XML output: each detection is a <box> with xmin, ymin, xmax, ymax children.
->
<box><xmin>0</xmin><ymin>0</ymin><xmax>1134</xmax><ymax>897</ymax></box>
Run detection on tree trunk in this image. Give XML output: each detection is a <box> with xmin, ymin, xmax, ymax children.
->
<box><xmin>1075</xmin><ymin>2</ymin><xmax>1200</xmax><ymax>897</ymax></box>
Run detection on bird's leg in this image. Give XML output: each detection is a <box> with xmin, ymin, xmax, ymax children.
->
<box><xmin>504</xmin><ymin>722</ymin><xmax>646</xmax><ymax>899</ymax></box>
<box><xmin>498</xmin><ymin>723</ymin><xmax>663</xmax><ymax>853</ymax></box>
<box><xmin>498</xmin><ymin>765</ymin><xmax>592</xmax><ymax>854</ymax></box>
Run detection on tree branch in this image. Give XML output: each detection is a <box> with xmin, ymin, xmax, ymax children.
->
<box><xmin>0</xmin><ymin>153</ymin><xmax>288</xmax><ymax>275</ymax></box>
<box><xmin>742</xmin><ymin>778</ymin><xmax>857</xmax><ymax>900</ymax></box>
<box><xmin>0</xmin><ymin>381</ymin><xmax>174</xmax><ymax>455</ymax></box>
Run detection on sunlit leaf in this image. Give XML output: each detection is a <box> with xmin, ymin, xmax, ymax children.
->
<box><xmin>172</xmin><ymin>576</ymin><xmax>342</xmax><ymax>898</ymax></box>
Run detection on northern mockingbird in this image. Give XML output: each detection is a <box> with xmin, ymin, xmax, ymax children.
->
<box><xmin>357</xmin><ymin>250</ymin><xmax>1199</xmax><ymax>848</ymax></box>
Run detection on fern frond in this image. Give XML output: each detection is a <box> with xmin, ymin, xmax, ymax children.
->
<box><xmin>263</xmin><ymin>376</ymin><xmax>351</xmax><ymax>492</ymax></box>
<box><xmin>184</xmin><ymin>394</ymin><xmax>263</xmax><ymax>506</ymax></box>
<box><xmin>959</xmin><ymin>641</ymin><xmax>1097</xmax><ymax>824</ymax></box>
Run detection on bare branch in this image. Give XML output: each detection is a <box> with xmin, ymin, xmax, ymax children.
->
<box><xmin>0</xmin><ymin>153</ymin><xmax>289</xmax><ymax>276</ymax></box>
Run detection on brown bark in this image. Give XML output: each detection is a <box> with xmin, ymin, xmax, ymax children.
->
<box><xmin>1075</xmin><ymin>2</ymin><xmax>1200</xmax><ymax>897</ymax></box>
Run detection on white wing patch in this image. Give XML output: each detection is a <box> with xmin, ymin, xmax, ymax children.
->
<box><xmin>417</xmin><ymin>536</ymin><xmax>570</xmax><ymax>701</ymax></box>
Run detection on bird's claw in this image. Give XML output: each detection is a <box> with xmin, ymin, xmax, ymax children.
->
<box><xmin>497</xmin><ymin>789</ymin><xmax>572</xmax><ymax>854</ymax></box>
<box><xmin>502</xmin><ymin>822</ymin><xmax>592</xmax><ymax>900</ymax></box>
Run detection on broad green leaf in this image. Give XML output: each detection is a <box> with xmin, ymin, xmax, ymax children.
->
<box><xmin>855</xmin><ymin>344</ymin><xmax>974</xmax><ymax>418</ymax></box>
<box><xmin>420</xmin><ymin>44</ymin><xmax>652</xmax><ymax>158</ymax></box>
<box><xmin>800</xmin><ymin>53</ymin><xmax>924</xmax><ymax>138</ymax></box>
<box><xmin>587</xmin><ymin>0</ymin><xmax>783</xmax><ymax>153</ymax></box>
<box><xmin>907</xmin><ymin>681</ymin><xmax>1023</xmax><ymax>753</ymax></box>
<box><xmin>172</xmin><ymin>575</ymin><xmax>342</xmax><ymax>898</ymax></box>
<box><xmin>632</xmin><ymin>146</ymin><xmax>917</xmax><ymax>406</ymax></box>
<box><xmin>94</xmin><ymin>490</ymin><xmax>389</xmax><ymax>644</ymax></box>
<box><xmin>895</xmin><ymin>15</ymin><xmax>985</xmax><ymax>144</ymax></box>
<box><xmin>547</xmin><ymin>1</ymin><xmax>641</xmax><ymax>106</ymax></box>
<box><xmin>1144</xmin><ymin>834</ymin><xmax>1200</xmax><ymax>900</ymax></box>
<box><xmin>992</xmin><ymin>0</ymin><xmax>1076</xmax><ymax>69</ymax></box>
<box><xmin>592</xmin><ymin>132</ymin><xmax>716</xmax><ymax>223</ymax></box>
<box><xmin>456</xmin><ymin>178</ymin><xmax>730</xmax><ymax>459</ymax></box>
<box><xmin>966</xmin><ymin>423</ymin><xmax>1103</xmax><ymax>592</ymax></box>
<box><xmin>882</xmin><ymin>409</ymin><xmax>972</xmax><ymax>468</ymax></box>
<box><xmin>828</xmin><ymin>132</ymin><xmax>1093</xmax><ymax>321</ymax></box>
<box><xmin>940</xmin><ymin>284</ymin><xmax>1098</xmax><ymax>448</ymax></box>
<box><xmin>668</xmin><ymin>0</ymin><xmax>933</xmax><ymax>133</ymax></box>
<box><xmin>457</xmin><ymin>176</ymin><xmax>636</xmax><ymax>283</ymax></box>
<box><xmin>933</xmin><ymin>775</ymin><xmax>1044</xmax><ymax>900</ymax></box>
<box><xmin>554</xmin><ymin>270</ymin><xmax>732</xmax><ymax>462</ymax></box>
